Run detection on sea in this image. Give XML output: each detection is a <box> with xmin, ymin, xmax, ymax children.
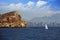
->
<box><xmin>0</xmin><ymin>27</ymin><xmax>60</xmax><ymax>40</ymax></box>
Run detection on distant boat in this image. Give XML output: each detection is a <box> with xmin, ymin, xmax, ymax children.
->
<box><xmin>45</xmin><ymin>24</ymin><xmax>48</xmax><ymax>29</ymax></box>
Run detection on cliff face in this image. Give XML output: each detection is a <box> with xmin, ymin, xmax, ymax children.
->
<box><xmin>0</xmin><ymin>11</ymin><xmax>27</xmax><ymax>27</ymax></box>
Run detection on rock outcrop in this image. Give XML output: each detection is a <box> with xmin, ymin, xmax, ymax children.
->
<box><xmin>0</xmin><ymin>11</ymin><xmax>27</xmax><ymax>27</ymax></box>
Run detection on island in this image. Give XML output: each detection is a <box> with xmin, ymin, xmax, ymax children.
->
<box><xmin>0</xmin><ymin>11</ymin><xmax>27</xmax><ymax>27</ymax></box>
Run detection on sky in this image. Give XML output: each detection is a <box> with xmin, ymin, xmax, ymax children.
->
<box><xmin>0</xmin><ymin>0</ymin><xmax>60</xmax><ymax>21</ymax></box>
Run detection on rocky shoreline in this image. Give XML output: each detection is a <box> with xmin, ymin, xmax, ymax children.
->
<box><xmin>0</xmin><ymin>11</ymin><xmax>27</xmax><ymax>27</ymax></box>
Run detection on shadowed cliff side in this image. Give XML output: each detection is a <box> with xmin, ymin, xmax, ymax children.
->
<box><xmin>0</xmin><ymin>11</ymin><xmax>27</xmax><ymax>27</ymax></box>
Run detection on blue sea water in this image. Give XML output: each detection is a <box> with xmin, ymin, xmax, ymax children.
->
<box><xmin>0</xmin><ymin>27</ymin><xmax>60</xmax><ymax>40</ymax></box>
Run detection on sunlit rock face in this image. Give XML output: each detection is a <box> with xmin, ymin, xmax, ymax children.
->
<box><xmin>0</xmin><ymin>11</ymin><xmax>27</xmax><ymax>27</ymax></box>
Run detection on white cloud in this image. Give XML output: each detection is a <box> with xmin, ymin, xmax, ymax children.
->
<box><xmin>36</xmin><ymin>1</ymin><xmax>47</xmax><ymax>7</ymax></box>
<box><xmin>27</xmin><ymin>1</ymin><xmax>35</xmax><ymax>7</ymax></box>
<box><xmin>0</xmin><ymin>0</ymin><xmax>60</xmax><ymax>20</ymax></box>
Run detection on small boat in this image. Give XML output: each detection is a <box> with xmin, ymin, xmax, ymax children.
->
<box><xmin>45</xmin><ymin>24</ymin><xmax>48</xmax><ymax>29</ymax></box>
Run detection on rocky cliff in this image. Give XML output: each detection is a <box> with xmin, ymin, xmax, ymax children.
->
<box><xmin>0</xmin><ymin>11</ymin><xmax>27</xmax><ymax>27</ymax></box>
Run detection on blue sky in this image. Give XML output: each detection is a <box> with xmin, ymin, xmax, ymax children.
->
<box><xmin>0</xmin><ymin>0</ymin><xmax>60</xmax><ymax>9</ymax></box>
<box><xmin>0</xmin><ymin>0</ymin><xmax>60</xmax><ymax>21</ymax></box>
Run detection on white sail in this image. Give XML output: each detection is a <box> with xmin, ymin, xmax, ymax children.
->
<box><xmin>45</xmin><ymin>24</ymin><xmax>48</xmax><ymax>29</ymax></box>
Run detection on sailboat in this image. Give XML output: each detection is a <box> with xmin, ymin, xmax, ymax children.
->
<box><xmin>45</xmin><ymin>24</ymin><xmax>48</xmax><ymax>29</ymax></box>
